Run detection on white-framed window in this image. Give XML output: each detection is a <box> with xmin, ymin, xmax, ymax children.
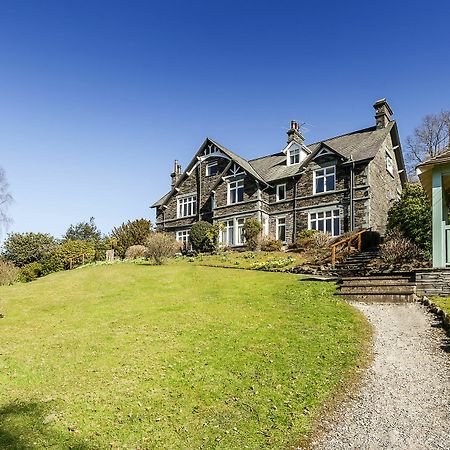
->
<box><xmin>176</xmin><ymin>229</ymin><xmax>190</xmax><ymax>247</ymax></box>
<box><xmin>288</xmin><ymin>147</ymin><xmax>300</xmax><ymax>165</ymax></box>
<box><xmin>314</xmin><ymin>166</ymin><xmax>336</xmax><ymax>194</ymax></box>
<box><xmin>262</xmin><ymin>215</ymin><xmax>269</xmax><ymax>236</ymax></box>
<box><xmin>237</xmin><ymin>218</ymin><xmax>245</xmax><ymax>245</ymax></box>
<box><xmin>219</xmin><ymin>216</ymin><xmax>251</xmax><ymax>246</ymax></box>
<box><xmin>177</xmin><ymin>194</ymin><xmax>197</xmax><ymax>218</ymax></box>
<box><xmin>228</xmin><ymin>179</ymin><xmax>244</xmax><ymax>204</ymax></box>
<box><xmin>221</xmin><ymin>220</ymin><xmax>235</xmax><ymax>246</ymax></box>
<box><xmin>309</xmin><ymin>209</ymin><xmax>340</xmax><ymax>237</ymax></box>
<box><xmin>386</xmin><ymin>152</ymin><xmax>394</xmax><ymax>175</ymax></box>
<box><xmin>276</xmin><ymin>184</ymin><xmax>286</xmax><ymax>201</ymax></box>
<box><xmin>276</xmin><ymin>217</ymin><xmax>286</xmax><ymax>242</ymax></box>
<box><xmin>206</xmin><ymin>161</ymin><xmax>219</xmax><ymax>176</ymax></box>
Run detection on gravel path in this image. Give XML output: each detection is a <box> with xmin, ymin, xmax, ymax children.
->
<box><xmin>310</xmin><ymin>302</ymin><xmax>450</xmax><ymax>450</ymax></box>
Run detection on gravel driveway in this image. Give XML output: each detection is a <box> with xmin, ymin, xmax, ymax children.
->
<box><xmin>310</xmin><ymin>302</ymin><xmax>450</xmax><ymax>450</ymax></box>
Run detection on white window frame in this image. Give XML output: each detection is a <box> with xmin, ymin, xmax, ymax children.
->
<box><xmin>227</xmin><ymin>179</ymin><xmax>244</xmax><ymax>205</ymax></box>
<box><xmin>313</xmin><ymin>166</ymin><xmax>336</xmax><ymax>194</ymax></box>
<box><xmin>219</xmin><ymin>215</ymin><xmax>251</xmax><ymax>246</ymax></box>
<box><xmin>275</xmin><ymin>216</ymin><xmax>287</xmax><ymax>242</ymax></box>
<box><xmin>386</xmin><ymin>152</ymin><xmax>394</xmax><ymax>175</ymax></box>
<box><xmin>288</xmin><ymin>147</ymin><xmax>300</xmax><ymax>165</ymax></box>
<box><xmin>176</xmin><ymin>193</ymin><xmax>197</xmax><ymax>218</ymax></box>
<box><xmin>308</xmin><ymin>208</ymin><xmax>340</xmax><ymax>237</ymax></box>
<box><xmin>176</xmin><ymin>229</ymin><xmax>191</xmax><ymax>248</ymax></box>
<box><xmin>276</xmin><ymin>183</ymin><xmax>287</xmax><ymax>202</ymax></box>
<box><xmin>236</xmin><ymin>218</ymin><xmax>246</xmax><ymax>245</ymax></box>
<box><xmin>206</xmin><ymin>161</ymin><xmax>218</xmax><ymax>176</ymax></box>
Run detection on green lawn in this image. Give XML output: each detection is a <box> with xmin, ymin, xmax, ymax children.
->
<box><xmin>0</xmin><ymin>263</ymin><xmax>369</xmax><ymax>449</ymax></box>
<box><xmin>432</xmin><ymin>296</ymin><xmax>450</xmax><ymax>315</ymax></box>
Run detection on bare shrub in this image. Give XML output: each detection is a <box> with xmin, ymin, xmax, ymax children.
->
<box><xmin>125</xmin><ymin>245</ymin><xmax>147</xmax><ymax>260</ymax></box>
<box><xmin>260</xmin><ymin>237</ymin><xmax>282</xmax><ymax>252</ymax></box>
<box><xmin>145</xmin><ymin>233</ymin><xmax>178</xmax><ymax>265</ymax></box>
<box><xmin>313</xmin><ymin>231</ymin><xmax>333</xmax><ymax>249</ymax></box>
<box><xmin>380</xmin><ymin>229</ymin><xmax>421</xmax><ymax>264</ymax></box>
<box><xmin>0</xmin><ymin>260</ymin><xmax>20</xmax><ymax>285</ymax></box>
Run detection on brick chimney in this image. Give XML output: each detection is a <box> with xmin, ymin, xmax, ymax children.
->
<box><xmin>373</xmin><ymin>98</ymin><xmax>393</xmax><ymax>129</ymax></box>
<box><xmin>170</xmin><ymin>160</ymin><xmax>182</xmax><ymax>187</ymax></box>
<box><xmin>287</xmin><ymin>120</ymin><xmax>305</xmax><ymax>144</ymax></box>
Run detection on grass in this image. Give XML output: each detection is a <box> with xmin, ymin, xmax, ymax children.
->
<box><xmin>0</xmin><ymin>263</ymin><xmax>369</xmax><ymax>449</ymax></box>
<box><xmin>432</xmin><ymin>296</ymin><xmax>450</xmax><ymax>315</ymax></box>
<box><xmin>181</xmin><ymin>251</ymin><xmax>306</xmax><ymax>270</ymax></box>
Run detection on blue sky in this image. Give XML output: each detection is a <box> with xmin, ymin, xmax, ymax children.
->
<box><xmin>0</xmin><ymin>0</ymin><xmax>449</xmax><ymax>238</ymax></box>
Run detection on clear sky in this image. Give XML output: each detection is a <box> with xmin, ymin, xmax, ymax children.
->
<box><xmin>0</xmin><ymin>0</ymin><xmax>449</xmax><ymax>239</ymax></box>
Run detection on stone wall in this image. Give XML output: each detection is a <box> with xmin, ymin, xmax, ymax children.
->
<box><xmin>368</xmin><ymin>132</ymin><xmax>403</xmax><ymax>235</ymax></box>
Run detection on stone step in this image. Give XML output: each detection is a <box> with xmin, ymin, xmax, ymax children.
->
<box><xmin>341</xmin><ymin>279</ymin><xmax>415</xmax><ymax>286</ymax></box>
<box><xmin>338</xmin><ymin>292</ymin><xmax>416</xmax><ymax>303</ymax></box>
<box><xmin>340</xmin><ymin>286</ymin><xmax>415</xmax><ymax>295</ymax></box>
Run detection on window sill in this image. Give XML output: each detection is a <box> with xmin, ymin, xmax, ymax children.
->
<box><xmin>176</xmin><ymin>214</ymin><xmax>197</xmax><ymax>219</ymax></box>
<box><xmin>313</xmin><ymin>189</ymin><xmax>337</xmax><ymax>196</ymax></box>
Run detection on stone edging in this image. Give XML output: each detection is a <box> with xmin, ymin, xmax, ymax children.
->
<box><xmin>419</xmin><ymin>296</ymin><xmax>450</xmax><ymax>334</ymax></box>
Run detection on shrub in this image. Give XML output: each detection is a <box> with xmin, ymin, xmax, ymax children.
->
<box><xmin>243</xmin><ymin>218</ymin><xmax>263</xmax><ymax>251</ymax></box>
<box><xmin>145</xmin><ymin>233</ymin><xmax>178</xmax><ymax>264</ymax></box>
<box><xmin>295</xmin><ymin>229</ymin><xmax>318</xmax><ymax>249</ymax></box>
<box><xmin>41</xmin><ymin>240</ymin><xmax>96</xmax><ymax>275</ymax></box>
<box><xmin>111</xmin><ymin>219</ymin><xmax>153</xmax><ymax>258</ymax></box>
<box><xmin>387</xmin><ymin>183</ymin><xmax>432</xmax><ymax>255</ymax></box>
<box><xmin>19</xmin><ymin>262</ymin><xmax>43</xmax><ymax>282</ymax></box>
<box><xmin>260</xmin><ymin>237</ymin><xmax>283</xmax><ymax>252</ymax></box>
<box><xmin>190</xmin><ymin>221</ymin><xmax>213</xmax><ymax>252</ymax></box>
<box><xmin>205</xmin><ymin>223</ymin><xmax>223</xmax><ymax>253</ymax></box>
<box><xmin>313</xmin><ymin>231</ymin><xmax>333</xmax><ymax>249</ymax></box>
<box><xmin>125</xmin><ymin>245</ymin><xmax>148</xmax><ymax>260</ymax></box>
<box><xmin>0</xmin><ymin>260</ymin><xmax>20</xmax><ymax>285</ymax></box>
<box><xmin>2</xmin><ymin>232</ymin><xmax>57</xmax><ymax>267</ymax></box>
<box><xmin>379</xmin><ymin>229</ymin><xmax>421</xmax><ymax>264</ymax></box>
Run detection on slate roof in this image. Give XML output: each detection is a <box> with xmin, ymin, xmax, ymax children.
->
<box><xmin>152</xmin><ymin>123</ymin><xmax>396</xmax><ymax>207</ymax></box>
<box><xmin>249</xmin><ymin>123</ymin><xmax>394</xmax><ymax>182</ymax></box>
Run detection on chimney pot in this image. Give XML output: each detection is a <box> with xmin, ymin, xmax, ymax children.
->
<box><xmin>373</xmin><ymin>98</ymin><xmax>393</xmax><ymax>129</ymax></box>
<box><xmin>287</xmin><ymin>120</ymin><xmax>304</xmax><ymax>144</ymax></box>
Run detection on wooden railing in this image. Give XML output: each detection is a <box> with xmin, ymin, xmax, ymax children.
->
<box><xmin>330</xmin><ymin>228</ymin><xmax>371</xmax><ymax>267</ymax></box>
<box><xmin>68</xmin><ymin>253</ymin><xmax>89</xmax><ymax>270</ymax></box>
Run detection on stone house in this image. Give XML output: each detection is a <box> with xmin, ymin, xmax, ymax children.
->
<box><xmin>151</xmin><ymin>99</ymin><xmax>406</xmax><ymax>247</ymax></box>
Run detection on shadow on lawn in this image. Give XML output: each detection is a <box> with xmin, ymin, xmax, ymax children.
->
<box><xmin>0</xmin><ymin>401</ymin><xmax>90</xmax><ymax>450</ymax></box>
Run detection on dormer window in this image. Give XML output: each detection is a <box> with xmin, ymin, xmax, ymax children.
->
<box><xmin>288</xmin><ymin>147</ymin><xmax>300</xmax><ymax>165</ymax></box>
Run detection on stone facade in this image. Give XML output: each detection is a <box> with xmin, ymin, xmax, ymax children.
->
<box><xmin>153</xmin><ymin>100</ymin><xmax>406</xmax><ymax>247</ymax></box>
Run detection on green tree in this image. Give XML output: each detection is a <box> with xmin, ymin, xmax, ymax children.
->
<box><xmin>387</xmin><ymin>183</ymin><xmax>432</xmax><ymax>254</ymax></box>
<box><xmin>111</xmin><ymin>219</ymin><xmax>153</xmax><ymax>258</ymax></box>
<box><xmin>2</xmin><ymin>232</ymin><xmax>57</xmax><ymax>267</ymax></box>
<box><xmin>63</xmin><ymin>217</ymin><xmax>101</xmax><ymax>242</ymax></box>
<box><xmin>243</xmin><ymin>218</ymin><xmax>263</xmax><ymax>251</ymax></box>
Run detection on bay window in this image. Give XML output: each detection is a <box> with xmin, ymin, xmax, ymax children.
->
<box><xmin>276</xmin><ymin>217</ymin><xmax>286</xmax><ymax>242</ymax></box>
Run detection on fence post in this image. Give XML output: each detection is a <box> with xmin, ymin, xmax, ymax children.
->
<box><xmin>331</xmin><ymin>246</ymin><xmax>336</xmax><ymax>266</ymax></box>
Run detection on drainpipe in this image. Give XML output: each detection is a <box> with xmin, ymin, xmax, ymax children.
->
<box><xmin>197</xmin><ymin>164</ymin><xmax>201</xmax><ymax>221</ymax></box>
<box><xmin>349</xmin><ymin>156</ymin><xmax>355</xmax><ymax>232</ymax></box>
<box><xmin>292</xmin><ymin>176</ymin><xmax>297</xmax><ymax>241</ymax></box>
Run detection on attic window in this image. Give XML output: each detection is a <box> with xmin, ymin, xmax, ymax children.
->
<box><xmin>288</xmin><ymin>147</ymin><xmax>300</xmax><ymax>165</ymax></box>
<box><xmin>206</xmin><ymin>161</ymin><xmax>218</xmax><ymax>176</ymax></box>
